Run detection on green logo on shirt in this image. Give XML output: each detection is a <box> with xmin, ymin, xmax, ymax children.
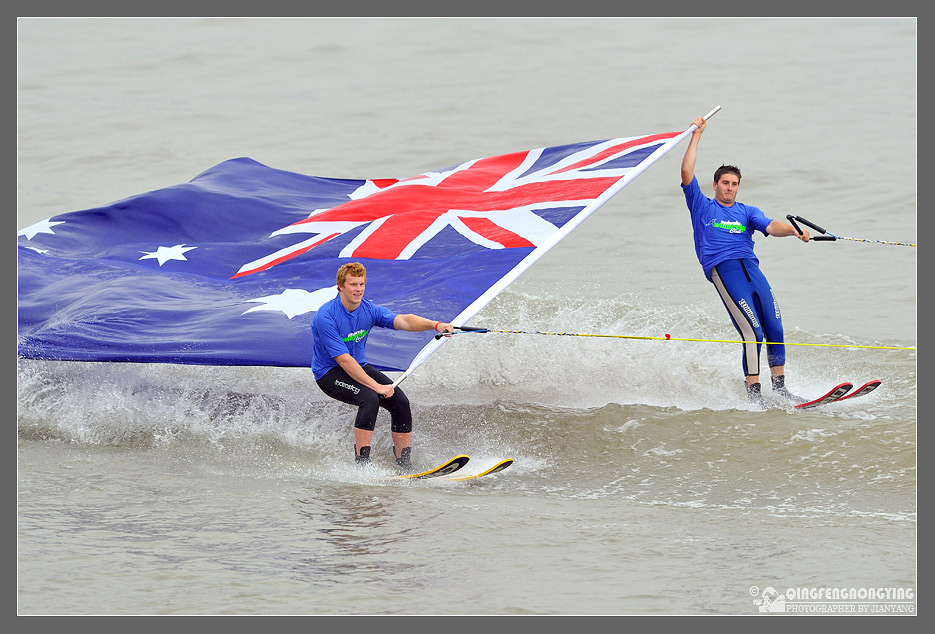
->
<box><xmin>711</xmin><ymin>219</ymin><xmax>747</xmax><ymax>234</ymax></box>
<box><xmin>343</xmin><ymin>329</ymin><xmax>368</xmax><ymax>343</ymax></box>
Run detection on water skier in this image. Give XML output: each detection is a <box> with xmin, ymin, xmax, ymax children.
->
<box><xmin>680</xmin><ymin>115</ymin><xmax>810</xmax><ymax>405</ymax></box>
<box><xmin>312</xmin><ymin>262</ymin><xmax>453</xmax><ymax>468</ymax></box>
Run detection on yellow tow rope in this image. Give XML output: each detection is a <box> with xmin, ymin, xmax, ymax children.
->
<box><xmin>445</xmin><ymin>328</ymin><xmax>916</xmax><ymax>351</ymax></box>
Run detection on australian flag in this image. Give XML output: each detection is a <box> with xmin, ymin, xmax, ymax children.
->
<box><xmin>17</xmin><ymin>130</ymin><xmax>688</xmax><ymax>372</ymax></box>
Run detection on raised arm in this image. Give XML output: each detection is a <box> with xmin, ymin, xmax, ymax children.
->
<box><xmin>680</xmin><ymin>116</ymin><xmax>707</xmax><ymax>186</ymax></box>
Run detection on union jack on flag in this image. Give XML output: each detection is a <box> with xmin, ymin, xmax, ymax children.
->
<box><xmin>17</xmin><ymin>128</ymin><xmax>690</xmax><ymax>372</ymax></box>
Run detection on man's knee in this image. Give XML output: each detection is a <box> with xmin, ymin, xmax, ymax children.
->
<box><xmin>386</xmin><ymin>391</ymin><xmax>412</xmax><ymax>434</ymax></box>
<box><xmin>392</xmin><ymin>389</ymin><xmax>410</xmax><ymax>409</ymax></box>
<box><xmin>353</xmin><ymin>391</ymin><xmax>381</xmax><ymax>430</ymax></box>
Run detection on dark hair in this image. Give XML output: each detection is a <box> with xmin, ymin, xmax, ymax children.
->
<box><xmin>714</xmin><ymin>164</ymin><xmax>741</xmax><ymax>184</ymax></box>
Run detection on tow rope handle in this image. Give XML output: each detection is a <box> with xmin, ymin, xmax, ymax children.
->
<box><xmin>434</xmin><ymin>325</ymin><xmax>488</xmax><ymax>340</ymax></box>
<box><xmin>787</xmin><ymin>214</ymin><xmax>837</xmax><ymax>241</ymax></box>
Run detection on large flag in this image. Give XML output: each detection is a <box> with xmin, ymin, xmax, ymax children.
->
<box><xmin>18</xmin><ymin>128</ymin><xmax>692</xmax><ymax>374</ymax></box>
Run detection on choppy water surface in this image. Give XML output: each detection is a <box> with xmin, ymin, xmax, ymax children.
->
<box><xmin>17</xmin><ymin>18</ymin><xmax>916</xmax><ymax>614</ymax></box>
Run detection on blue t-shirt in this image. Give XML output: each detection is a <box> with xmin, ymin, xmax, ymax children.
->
<box><xmin>681</xmin><ymin>175</ymin><xmax>773</xmax><ymax>280</ymax></box>
<box><xmin>311</xmin><ymin>297</ymin><xmax>397</xmax><ymax>380</ymax></box>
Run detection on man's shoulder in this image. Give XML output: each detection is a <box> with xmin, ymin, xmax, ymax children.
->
<box><xmin>313</xmin><ymin>296</ymin><xmax>343</xmax><ymax>323</ymax></box>
<box><xmin>360</xmin><ymin>299</ymin><xmax>397</xmax><ymax>328</ymax></box>
<box><xmin>733</xmin><ymin>200</ymin><xmax>765</xmax><ymax>216</ymax></box>
<box><xmin>682</xmin><ymin>176</ymin><xmax>708</xmax><ymax>203</ymax></box>
<box><xmin>357</xmin><ymin>298</ymin><xmax>383</xmax><ymax>313</ymax></box>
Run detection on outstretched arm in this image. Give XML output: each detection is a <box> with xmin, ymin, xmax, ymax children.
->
<box><xmin>766</xmin><ymin>219</ymin><xmax>811</xmax><ymax>242</ymax></box>
<box><xmin>680</xmin><ymin>116</ymin><xmax>707</xmax><ymax>186</ymax></box>
<box><xmin>393</xmin><ymin>314</ymin><xmax>454</xmax><ymax>334</ymax></box>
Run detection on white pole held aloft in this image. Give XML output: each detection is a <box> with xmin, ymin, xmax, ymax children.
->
<box><xmin>391</xmin><ymin>107</ymin><xmax>724</xmax><ymax>389</ymax></box>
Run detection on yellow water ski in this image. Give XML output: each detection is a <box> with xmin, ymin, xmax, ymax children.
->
<box><xmin>441</xmin><ymin>458</ymin><xmax>514</xmax><ymax>482</ymax></box>
<box><xmin>395</xmin><ymin>454</ymin><xmax>470</xmax><ymax>480</ymax></box>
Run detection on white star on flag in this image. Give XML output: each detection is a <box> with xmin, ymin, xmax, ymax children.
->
<box><xmin>139</xmin><ymin>244</ymin><xmax>197</xmax><ymax>266</ymax></box>
<box><xmin>242</xmin><ymin>287</ymin><xmax>338</xmax><ymax>319</ymax></box>
<box><xmin>18</xmin><ymin>218</ymin><xmax>65</xmax><ymax>240</ymax></box>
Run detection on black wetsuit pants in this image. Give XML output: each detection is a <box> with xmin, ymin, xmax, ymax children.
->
<box><xmin>316</xmin><ymin>364</ymin><xmax>412</xmax><ymax>433</ymax></box>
